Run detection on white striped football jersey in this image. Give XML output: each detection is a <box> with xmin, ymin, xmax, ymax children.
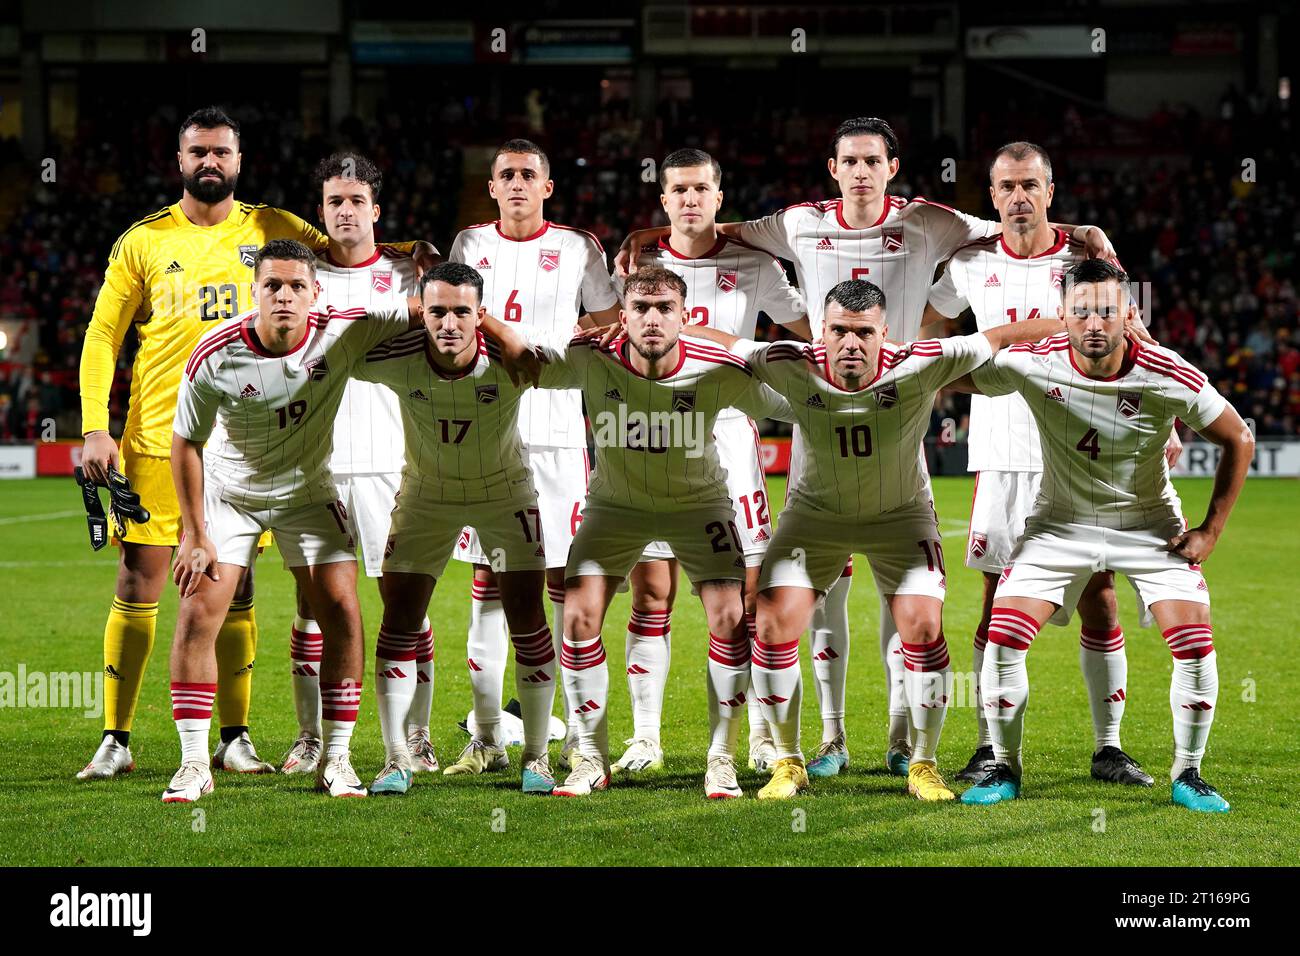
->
<box><xmin>533</xmin><ymin>335</ymin><xmax>795</xmax><ymax>511</ymax></box>
<box><xmin>732</xmin><ymin>333</ymin><xmax>994</xmax><ymax>518</ymax></box>
<box><xmin>174</xmin><ymin>304</ymin><xmax>410</xmax><ymax>510</ymax></box>
<box><xmin>928</xmin><ymin>228</ymin><xmax>1085</xmax><ymax>472</ymax></box>
<box><xmin>449</xmin><ymin>220</ymin><xmax>619</xmax><ymax>448</ymax></box>
<box><xmin>971</xmin><ymin>334</ymin><xmax>1228</xmax><ymax>530</ymax></box>
<box><xmin>738</xmin><ymin>195</ymin><xmax>997</xmax><ymax>339</ymax></box>
<box><xmin>624</xmin><ymin>234</ymin><xmax>806</xmax><ymax>424</ymax></box>
<box><xmin>315</xmin><ymin>248</ymin><xmax>420</xmax><ymax>475</ymax></box>
<box><xmin>355</xmin><ymin>329</ymin><xmax>572</xmax><ymax>505</ymax></box>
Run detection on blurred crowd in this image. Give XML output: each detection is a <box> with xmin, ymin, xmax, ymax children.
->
<box><xmin>0</xmin><ymin>76</ymin><xmax>1294</xmax><ymax>444</ymax></box>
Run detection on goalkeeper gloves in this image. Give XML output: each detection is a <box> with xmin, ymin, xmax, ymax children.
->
<box><xmin>74</xmin><ymin>465</ymin><xmax>150</xmax><ymax>550</ymax></box>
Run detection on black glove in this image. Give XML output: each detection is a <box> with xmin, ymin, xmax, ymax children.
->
<box><xmin>73</xmin><ymin>466</ymin><xmax>110</xmax><ymax>551</ymax></box>
<box><xmin>74</xmin><ymin>465</ymin><xmax>151</xmax><ymax>550</ymax></box>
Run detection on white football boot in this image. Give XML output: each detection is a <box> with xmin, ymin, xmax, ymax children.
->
<box><xmin>76</xmin><ymin>735</ymin><xmax>135</xmax><ymax>781</ymax></box>
<box><xmin>747</xmin><ymin>736</ymin><xmax>778</xmax><ymax>774</ymax></box>
<box><xmin>705</xmin><ymin>756</ymin><xmax>743</xmax><ymax>799</ymax></box>
<box><xmin>611</xmin><ymin>737</ymin><xmax>664</xmax><ymax>774</ymax></box>
<box><xmin>281</xmin><ymin>732</ymin><xmax>322</xmax><ymax>775</ymax></box>
<box><xmin>212</xmin><ymin>731</ymin><xmax>276</xmax><ymax>774</ymax></box>
<box><xmin>553</xmin><ymin>753</ymin><xmax>611</xmax><ymax>797</ymax></box>
<box><xmin>316</xmin><ymin>752</ymin><xmax>368</xmax><ymax>798</ymax></box>
<box><xmin>161</xmin><ymin>761</ymin><xmax>214</xmax><ymax>803</ymax></box>
<box><xmin>407</xmin><ymin>727</ymin><xmax>440</xmax><ymax>773</ymax></box>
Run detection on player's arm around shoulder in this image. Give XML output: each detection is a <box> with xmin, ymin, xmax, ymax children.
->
<box><xmin>980</xmin><ymin>317</ymin><xmax>1065</xmax><ymax>355</ymax></box>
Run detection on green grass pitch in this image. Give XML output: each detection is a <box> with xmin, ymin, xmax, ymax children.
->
<box><xmin>1</xmin><ymin>475</ymin><xmax>1295</xmax><ymax>866</ymax></box>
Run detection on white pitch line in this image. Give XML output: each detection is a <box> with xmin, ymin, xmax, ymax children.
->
<box><xmin>0</xmin><ymin>509</ymin><xmax>84</xmax><ymax>526</ymax></box>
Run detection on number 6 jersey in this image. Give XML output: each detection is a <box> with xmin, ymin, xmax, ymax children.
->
<box><xmin>971</xmin><ymin>333</ymin><xmax>1227</xmax><ymax>530</ymax></box>
<box><xmin>173</xmin><ymin>304</ymin><xmax>410</xmax><ymax>511</ymax></box>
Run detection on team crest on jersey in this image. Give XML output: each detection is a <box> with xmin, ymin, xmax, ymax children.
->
<box><xmin>1051</xmin><ymin>268</ymin><xmax>1064</xmax><ymax>289</ymax></box>
<box><xmin>969</xmin><ymin>534</ymin><xmax>988</xmax><ymax>559</ymax></box>
<box><xmin>873</xmin><ymin>383</ymin><xmax>900</xmax><ymax>409</ymax></box>
<box><xmin>476</xmin><ymin>384</ymin><xmax>499</xmax><ymax>404</ymax></box>
<box><xmin>372</xmin><ymin>270</ymin><xmax>393</xmax><ymax>293</ymax></box>
<box><xmin>717</xmin><ymin>271</ymin><xmax>737</xmax><ymax>293</ymax></box>
<box><xmin>539</xmin><ymin>249</ymin><xmax>560</xmax><ymax>272</ymax></box>
<box><xmin>672</xmin><ymin>392</ymin><xmax>696</xmax><ymax>413</ymax></box>
<box><xmin>457</xmin><ymin>529</ymin><xmax>471</xmax><ymax>551</ymax></box>
<box><xmin>238</xmin><ymin>245</ymin><xmax>259</xmax><ymax>268</ymax></box>
<box><xmin>304</xmin><ymin>356</ymin><xmax>329</xmax><ymax>381</ymax></box>
<box><xmin>1117</xmin><ymin>390</ymin><xmax>1142</xmax><ymax>419</ymax></box>
<box><xmin>1000</xmin><ymin>565</ymin><xmax>1013</xmax><ymax>584</ymax></box>
<box><xmin>882</xmin><ymin>227</ymin><xmax>904</xmax><ymax>252</ymax></box>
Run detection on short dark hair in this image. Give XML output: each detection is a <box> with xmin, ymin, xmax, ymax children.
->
<box><xmin>314</xmin><ymin>152</ymin><xmax>383</xmax><ymax>202</ymax></box>
<box><xmin>824</xmin><ymin>279</ymin><xmax>887</xmax><ymax>315</ymax></box>
<box><xmin>623</xmin><ymin>266</ymin><xmax>688</xmax><ymax>303</ymax></box>
<box><xmin>419</xmin><ymin>262</ymin><xmax>484</xmax><ymax>304</ymax></box>
<box><xmin>1063</xmin><ymin>258</ymin><xmax>1129</xmax><ymax>292</ymax></box>
<box><xmin>659</xmin><ymin>148</ymin><xmax>722</xmax><ymax>191</ymax></box>
<box><xmin>179</xmin><ymin>106</ymin><xmax>240</xmax><ymax>145</ymax></box>
<box><xmin>490</xmin><ymin>138</ymin><xmax>550</xmax><ymax>178</ymax></box>
<box><xmin>252</xmin><ymin>239</ymin><xmax>316</xmax><ymax>277</ymax></box>
<box><xmin>989</xmin><ymin>141</ymin><xmax>1054</xmax><ymax>185</ymax></box>
<box><xmin>830</xmin><ymin>117</ymin><xmax>899</xmax><ymax>161</ymax></box>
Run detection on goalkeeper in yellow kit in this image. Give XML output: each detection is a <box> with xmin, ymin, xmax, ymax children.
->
<box><xmin>77</xmin><ymin>107</ymin><xmax>434</xmax><ymax>779</ymax></box>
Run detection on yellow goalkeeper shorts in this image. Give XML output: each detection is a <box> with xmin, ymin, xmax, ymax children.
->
<box><xmin>115</xmin><ymin>446</ymin><xmax>272</xmax><ymax>551</ymax></box>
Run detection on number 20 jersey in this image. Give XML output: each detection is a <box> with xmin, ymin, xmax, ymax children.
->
<box><xmin>732</xmin><ymin>333</ymin><xmax>994</xmax><ymax>519</ymax></box>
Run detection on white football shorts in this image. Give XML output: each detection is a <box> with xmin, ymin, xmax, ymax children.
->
<box><xmin>568</xmin><ymin>500</ymin><xmax>747</xmax><ymax>586</ymax></box>
<box><xmin>758</xmin><ymin>496</ymin><xmax>947</xmax><ymax>599</ymax></box>
<box><xmin>995</xmin><ymin>516</ymin><xmax>1211</xmax><ymax>628</ymax></box>
<box><xmin>334</xmin><ymin>472</ymin><xmax>400</xmax><ymax>578</ymax></box>
<box><xmin>966</xmin><ymin>469</ymin><xmax>1043</xmax><ymax>573</ymax></box>
<box><xmin>456</xmin><ymin>445</ymin><xmax>587</xmax><ymax>568</ymax></box>
<box><xmin>385</xmin><ymin>491</ymin><xmax>548</xmax><ymax>578</ymax></box>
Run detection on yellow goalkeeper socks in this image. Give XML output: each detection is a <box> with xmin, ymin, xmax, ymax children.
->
<box><xmin>102</xmin><ymin>597</ymin><xmax>159</xmax><ymax>739</ymax></box>
<box><xmin>215</xmin><ymin>597</ymin><xmax>257</xmax><ymax>737</ymax></box>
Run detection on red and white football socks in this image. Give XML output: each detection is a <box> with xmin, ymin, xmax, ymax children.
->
<box><xmin>290</xmin><ymin>615</ymin><xmax>322</xmax><ymax>738</ymax></box>
<box><xmin>1164</xmin><ymin>623</ymin><xmax>1218</xmax><ymax>779</ymax></box>
<box><xmin>810</xmin><ymin>567</ymin><xmax>851</xmax><ymax>744</ymax></box>
<box><xmin>1080</xmin><ymin>625</ymin><xmax>1127</xmax><ymax>751</ymax></box>
<box><xmin>376</xmin><ymin>626</ymin><xmax>420</xmax><ymax>761</ymax></box>
<box><xmin>625</xmin><ymin>607</ymin><xmax>671</xmax><ymax>743</ymax></box>
<box><xmin>902</xmin><ymin>635</ymin><xmax>951</xmax><ymax>763</ymax></box>
<box><xmin>560</xmin><ymin>634</ymin><xmax>608</xmax><ymax>758</ymax></box>
<box><xmin>549</xmin><ymin>583</ymin><xmax>579</xmax><ymax>742</ymax></box>
<box><xmin>751</xmin><ymin>638</ymin><xmax>802</xmax><ymax>759</ymax></box>
<box><xmin>171</xmin><ymin>681</ymin><xmax>216</xmax><ymax>765</ymax></box>
<box><xmin>406</xmin><ymin>619</ymin><xmax>434</xmax><ymax>735</ymax></box>
<box><xmin>706</xmin><ymin>628</ymin><xmax>751</xmax><ymax>759</ymax></box>
<box><xmin>467</xmin><ymin>579</ymin><xmax>506</xmax><ymax>746</ymax></box>
<box><xmin>512</xmin><ymin>623</ymin><xmax>557</xmax><ymax>760</ymax></box>
<box><xmin>983</xmin><ymin>607</ymin><xmax>1041</xmax><ymax>778</ymax></box>
<box><xmin>743</xmin><ymin>613</ymin><xmax>773</xmax><ymax>746</ymax></box>
<box><xmin>972</xmin><ymin>623</ymin><xmax>991</xmax><ymax>747</ymax></box>
<box><xmin>320</xmin><ymin>680</ymin><xmax>362</xmax><ymax>760</ymax></box>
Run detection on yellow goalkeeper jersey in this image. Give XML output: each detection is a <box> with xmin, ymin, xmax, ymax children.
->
<box><xmin>80</xmin><ymin>200</ymin><xmax>329</xmax><ymax>456</ymax></box>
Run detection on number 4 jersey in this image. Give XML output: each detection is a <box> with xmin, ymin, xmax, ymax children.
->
<box><xmin>971</xmin><ymin>333</ymin><xmax>1227</xmax><ymax>530</ymax></box>
<box><xmin>731</xmin><ymin>333</ymin><xmax>994</xmax><ymax>518</ymax></box>
<box><xmin>173</xmin><ymin>304</ymin><xmax>411</xmax><ymax>511</ymax></box>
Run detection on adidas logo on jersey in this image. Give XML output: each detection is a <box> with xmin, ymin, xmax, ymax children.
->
<box><xmin>1045</xmin><ymin>386</ymin><xmax>1065</xmax><ymax>403</ymax></box>
<box><xmin>985</xmin><ymin>273</ymin><xmax>1001</xmax><ymax>287</ymax></box>
<box><xmin>605</xmin><ymin>387</ymin><xmax>623</xmax><ymax>401</ymax></box>
<box><xmin>476</xmin><ymin>257</ymin><xmax>491</xmax><ymax>270</ymax></box>
<box><xmin>805</xmin><ymin>393</ymin><xmax>826</xmax><ymax>408</ymax></box>
<box><xmin>753</xmin><ymin>528</ymin><xmax>770</xmax><ymax>542</ymax></box>
<box><xmin>240</xmin><ymin>383</ymin><xmax>261</xmax><ymax>399</ymax></box>
<box><xmin>408</xmin><ymin>388</ymin><xmax>429</xmax><ymax>401</ymax></box>
<box><xmin>164</xmin><ymin>260</ymin><xmax>184</xmax><ymax>274</ymax></box>
<box><xmin>816</xmin><ymin>237</ymin><xmax>834</xmax><ymax>251</ymax></box>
